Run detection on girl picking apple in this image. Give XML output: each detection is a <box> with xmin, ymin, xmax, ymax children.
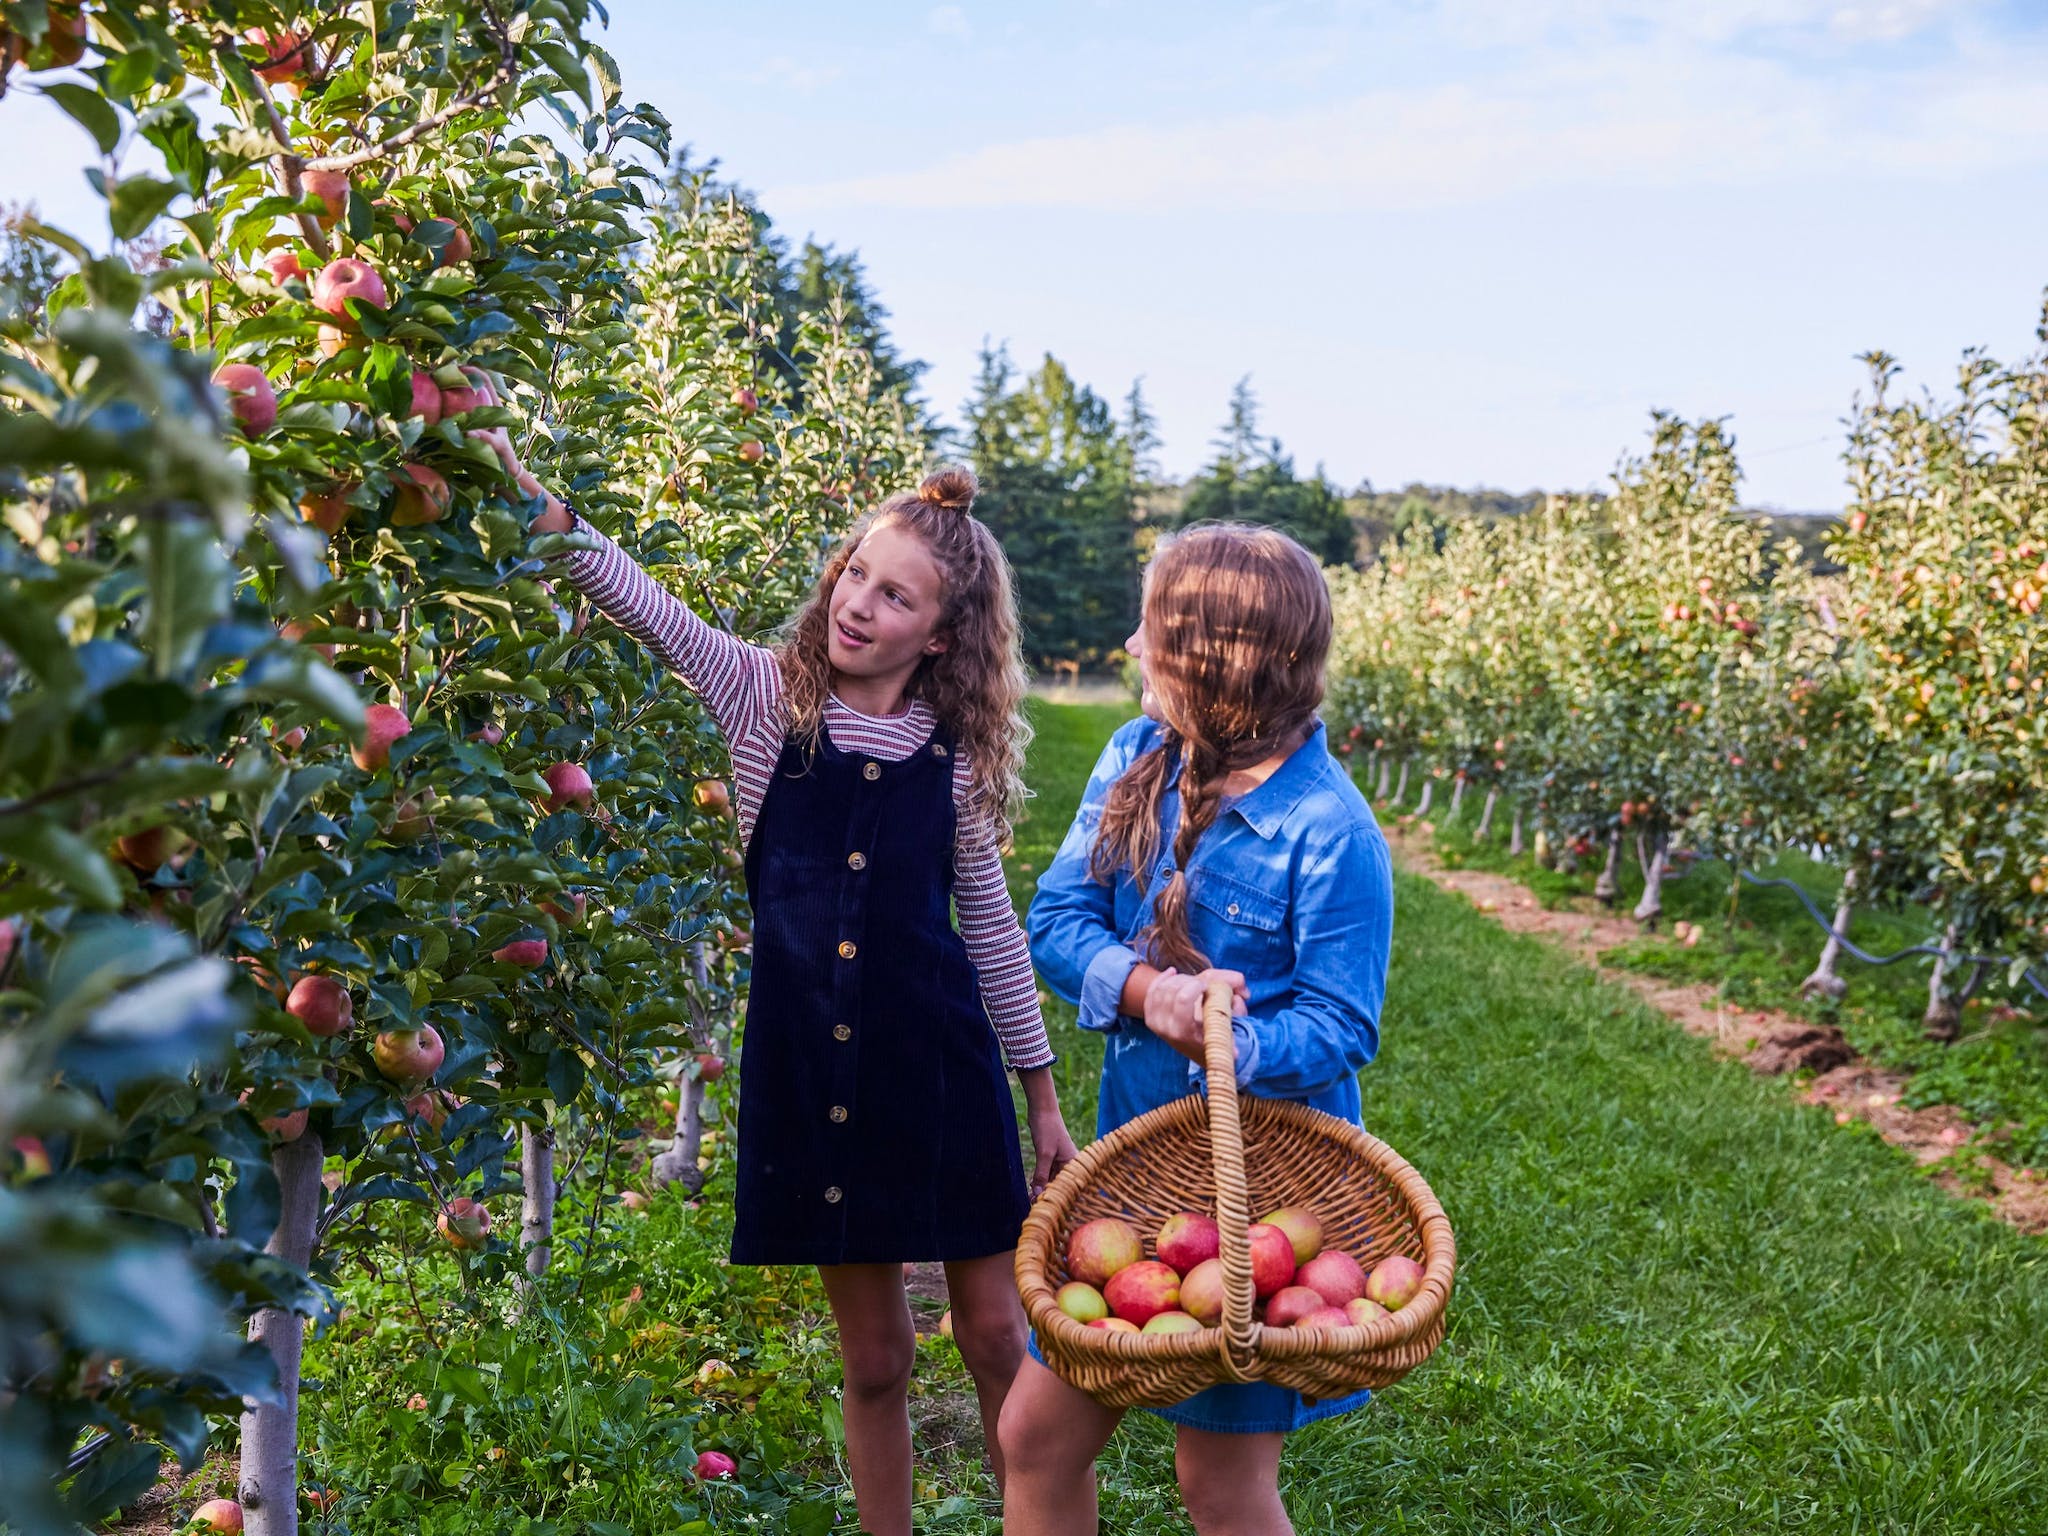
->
<box><xmin>477</xmin><ymin>436</ymin><xmax>1079</xmax><ymax>1536</ymax></box>
<box><xmin>1003</xmin><ymin>523</ymin><xmax>1394</xmax><ymax>1536</ymax></box>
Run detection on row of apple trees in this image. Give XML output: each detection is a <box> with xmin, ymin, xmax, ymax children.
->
<box><xmin>1328</xmin><ymin>304</ymin><xmax>2048</xmax><ymax>1040</ymax></box>
<box><xmin>0</xmin><ymin>3</ymin><xmax>918</xmax><ymax>1533</ymax></box>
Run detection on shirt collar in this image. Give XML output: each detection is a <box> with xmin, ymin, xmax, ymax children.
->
<box><xmin>1222</xmin><ymin>720</ymin><xmax>1331</xmax><ymax>840</ymax></box>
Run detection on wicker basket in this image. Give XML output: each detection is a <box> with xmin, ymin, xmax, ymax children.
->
<box><xmin>1017</xmin><ymin>981</ymin><xmax>1456</xmax><ymax>1408</ymax></box>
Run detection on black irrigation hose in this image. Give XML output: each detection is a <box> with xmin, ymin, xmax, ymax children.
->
<box><xmin>1728</xmin><ymin>867</ymin><xmax>2048</xmax><ymax>1004</ymax></box>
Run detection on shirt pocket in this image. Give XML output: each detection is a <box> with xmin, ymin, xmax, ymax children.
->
<box><xmin>1189</xmin><ymin>870</ymin><xmax>1291</xmax><ymax>969</ymax></box>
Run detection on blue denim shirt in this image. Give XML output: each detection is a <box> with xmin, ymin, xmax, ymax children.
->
<box><xmin>1027</xmin><ymin>716</ymin><xmax>1394</xmax><ymax>1139</ymax></box>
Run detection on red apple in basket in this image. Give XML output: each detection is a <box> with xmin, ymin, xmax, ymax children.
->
<box><xmin>1246</xmin><ymin>1223</ymin><xmax>1298</xmax><ymax>1298</ymax></box>
<box><xmin>1296</xmin><ymin>1249</ymin><xmax>1369</xmax><ymax>1308</ymax></box>
<box><xmin>1056</xmin><ymin>1282</ymin><xmax>1108</xmax><ymax>1324</ymax></box>
<box><xmin>1179</xmin><ymin>1258</ymin><xmax>1226</xmax><ymax>1326</ymax></box>
<box><xmin>1263</xmin><ymin>1286</ymin><xmax>1328</xmax><ymax>1329</ymax></box>
<box><xmin>1259</xmin><ymin>1205</ymin><xmax>1325</xmax><ymax>1265</ymax></box>
<box><xmin>1142</xmin><ymin>1311</ymin><xmax>1203</xmax><ymax>1335</ymax></box>
<box><xmin>1086</xmin><ymin>1317</ymin><xmax>1139</xmax><ymax>1333</ymax></box>
<box><xmin>1103</xmin><ymin>1260</ymin><xmax>1180</xmax><ymax>1327</ymax></box>
<box><xmin>1345</xmin><ymin>1297</ymin><xmax>1389</xmax><ymax>1327</ymax></box>
<box><xmin>1296</xmin><ymin>1305</ymin><xmax>1354</xmax><ymax>1331</ymax></box>
<box><xmin>1365</xmin><ymin>1254</ymin><xmax>1425</xmax><ymax>1311</ymax></box>
<box><xmin>1155</xmin><ymin>1211</ymin><xmax>1220</xmax><ymax>1273</ymax></box>
<box><xmin>1065</xmin><ymin>1217</ymin><xmax>1142</xmax><ymax>1287</ymax></box>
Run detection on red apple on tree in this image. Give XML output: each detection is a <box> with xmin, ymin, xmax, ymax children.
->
<box><xmin>286</xmin><ymin>974</ymin><xmax>352</xmax><ymax>1038</ymax></box>
<box><xmin>437</xmin><ymin>366</ymin><xmax>498</xmax><ymax>417</ymax></box>
<box><xmin>213</xmin><ymin>363</ymin><xmax>277</xmax><ymax>436</ymax></box>
<box><xmin>352</xmin><ymin>702</ymin><xmax>411</xmax><ymax>771</ymax></box>
<box><xmin>251</xmin><ymin>28</ymin><xmax>314</xmax><ymax>85</ymax></box>
<box><xmin>390</xmin><ymin>462</ymin><xmax>451</xmax><ymax>526</ymax></box>
<box><xmin>732</xmin><ymin>384</ymin><xmax>758</xmax><ymax>416</ymax></box>
<box><xmin>1065</xmin><ymin>1217</ymin><xmax>1143</xmax><ymax>1288</ymax></box>
<box><xmin>542</xmin><ymin>760</ymin><xmax>595</xmax><ymax>811</ymax></box>
<box><xmin>259</xmin><ymin>1105</ymin><xmax>309</xmax><ymax>1142</ymax></box>
<box><xmin>300</xmin><ymin>167</ymin><xmax>350</xmax><ymax>221</ymax></box>
<box><xmin>300</xmin><ymin>482</ymin><xmax>355</xmax><ymax>535</ymax></box>
<box><xmin>408</xmin><ymin>370</ymin><xmax>443</xmax><ymax>425</ymax></box>
<box><xmin>114</xmin><ymin>823</ymin><xmax>188</xmax><ymax>872</ymax></box>
<box><xmin>695</xmin><ymin>1052</ymin><xmax>726</xmax><ymax>1083</ymax></box>
<box><xmin>693</xmin><ymin>778</ymin><xmax>732</xmax><ymax>815</ymax></box>
<box><xmin>372</xmin><ymin>1024</ymin><xmax>443</xmax><ymax>1085</ymax></box>
<box><xmin>540</xmin><ymin>891</ymin><xmax>588</xmax><ymax>926</ymax></box>
<box><xmin>492</xmin><ymin>938</ymin><xmax>548</xmax><ymax>968</ymax></box>
<box><xmin>310</xmin><ymin>257</ymin><xmax>387</xmax><ymax>322</ymax></box>
<box><xmin>737</xmin><ymin>439</ymin><xmax>764</xmax><ymax>464</ymax></box>
<box><xmin>260</xmin><ymin>248</ymin><xmax>304</xmax><ymax>284</ymax></box>
<box><xmin>437</xmin><ymin>1196</ymin><xmax>491</xmax><ymax>1250</ymax></box>
<box><xmin>694</xmin><ymin>1450</ymin><xmax>737</xmax><ymax>1482</ymax></box>
<box><xmin>388</xmin><ymin>788</ymin><xmax>438</xmax><ymax>842</ymax></box>
<box><xmin>13</xmin><ymin>1137</ymin><xmax>52</xmax><ymax>1179</ymax></box>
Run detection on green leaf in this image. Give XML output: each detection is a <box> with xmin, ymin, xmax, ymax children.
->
<box><xmin>41</xmin><ymin>82</ymin><xmax>122</xmax><ymax>154</ymax></box>
<box><xmin>0</xmin><ymin>817</ymin><xmax>124</xmax><ymax>910</ymax></box>
<box><xmin>108</xmin><ymin>175</ymin><xmax>187</xmax><ymax>242</ymax></box>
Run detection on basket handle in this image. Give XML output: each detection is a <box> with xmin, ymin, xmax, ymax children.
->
<box><xmin>1201</xmin><ymin>978</ymin><xmax>1259</xmax><ymax>1380</ymax></box>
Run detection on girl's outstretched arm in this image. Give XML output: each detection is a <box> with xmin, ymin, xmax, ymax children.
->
<box><xmin>474</xmin><ymin>428</ymin><xmax>776</xmax><ymax>752</ymax></box>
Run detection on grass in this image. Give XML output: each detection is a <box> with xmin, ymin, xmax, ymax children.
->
<box><xmin>1405</xmin><ymin>788</ymin><xmax>2048</xmax><ymax>1170</ymax></box>
<box><xmin>1018</xmin><ymin>708</ymin><xmax>2048</xmax><ymax>1535</ymax></box>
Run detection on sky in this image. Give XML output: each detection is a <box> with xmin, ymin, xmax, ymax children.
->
<box><xmin>8</xmin><ymin>0</ymin><xmax>2048</xmax><ymax>511</ymax></box>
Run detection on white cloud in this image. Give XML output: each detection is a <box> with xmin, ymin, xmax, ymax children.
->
<box><xmin>771</xmin><ymin>34</ymin><xmax>2048</xmax><ymax>214</ymax></box>
<box><xmin>928</xmin><ymin>5</ymin><xmax>971</xmax><ymax>39</ymax></box>
<box><xmin>1428</xmin><ymin>0</ymin><xmax>1978</xmax><ymax>45</ymax></box>
<box><xmin>742</xmin><ymin>55</ymin><xmax>847</xmax><ymax>94</ymax></box>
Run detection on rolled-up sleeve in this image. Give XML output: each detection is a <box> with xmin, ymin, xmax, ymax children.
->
<box><xmin>1234</xmin><ymin>826</ymin><xmax>1393</xmax><ymax>1099</ymax></box>
<box><xmin>1027</xmin><ymin>724</ymin><xmax>1147</xmax><ymax>1030</ymax></box>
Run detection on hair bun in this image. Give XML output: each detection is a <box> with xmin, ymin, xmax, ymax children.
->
<box><xmin>917</xmin><ymin>466</ymin><xmax>978</xmax><ymax>513</ymax></box>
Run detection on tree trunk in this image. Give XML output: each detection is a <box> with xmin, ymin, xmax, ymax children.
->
<box><xmin>1924</xmin><ymin>920</ymin><xmax>1964</xmax><ymax>1042</ymax></box>
<box><xmin>518</xmin><ymin>1121</ymin><xmax>557</xmax><ymax>1284</ymax></box>
<box><xmin>1448</xmin><ymin>776</ymin><xmax>1467</xmax><ymax>820</ymax></box>
<box><xmin>1475</xmin><ymin>786</ymin><xmax>1500</xmax><ymax>841</ymax></box>
<box><xmin>239</xmin><ymin>1132</ymin><xmax>324</xmax><ymax>1536</ymax></box>
<box><xmin>1531</xmin><ymin>824</ymin><xmax>1550</xmax><ymax>868</ymax></box>
<box><xmin>1594</xmin><ymin>829</ymin><xmax>1624</xmax><ymax>906</ymax></box>
<box><xmin>1800</xmin><ymin>867</ymin><xmax>1856</xmax><ymax>1000</ymax></box>
<box><xmin>651</xmin><ymin>942</ymin><xmax>713</xmax><ymax>1193</ymax></box>
<box><xmin>1413</xmin><ymin>777</ymin><xmax>1435</xmax><ymax>818</ymax></box>
<box><xmin>649</xmin><ymin>1073</ymin><xmax>707</xmax><ymax>1193</ymax></box>
<box><xmin>1631</xmin><ymin>829</ymin><xmax>1670</xmax><ymax>928</ymax></box>
<box><xmin>1391</xmin><ymin>759</ymin><xmax>1410</xmax><ymax>807</ymax></box>
<box><xmin>1508</xmin><ymin>806</ymin><xmax>1525</xmax><ymax>857</ymax></box>
<box><xmin>1375</xmin><ymin>755</ymin><xmax>1393</xmax><ymax>800</ymax></box>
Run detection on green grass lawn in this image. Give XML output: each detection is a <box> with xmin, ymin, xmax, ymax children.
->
<box><xmin>1019</xmin><ymin>706</ymin><xmax>2048</xmax><ymax>1535</ymax></box>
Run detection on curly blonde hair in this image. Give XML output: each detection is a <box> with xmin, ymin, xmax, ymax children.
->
<box><xmin>777</xmin><ymin>467</ymin><xmax>1032</xmax><ymax>841</ymax></box>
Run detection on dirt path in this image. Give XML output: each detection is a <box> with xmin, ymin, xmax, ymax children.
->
<box><xmin>1385</xmin><ymin>823</ymin><xmax>2048</xmax><ymax>1236</ymax></box>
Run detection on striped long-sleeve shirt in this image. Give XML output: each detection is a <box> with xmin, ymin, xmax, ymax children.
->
<box><xmin>559</xmin><ymin>521</ymin><xmax>1055</xmax><ymax>1071</ymax></box>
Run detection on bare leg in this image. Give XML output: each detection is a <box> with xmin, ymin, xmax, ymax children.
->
<box><xmin>818</xmin><ymin>1263</ymin><xmax>918</xmax><ymax>1536</ymax></box>
<box><xmin>1176</xmin><ymin>1425</ymin><xmax>1292</xmax><ymax>1535</ymax></box>
<box><xmin>941</xmin><ymin>1250</ymin><xmax>1030</xmax><ymax>1487</ymax></box>
<box><xmin>998</xmin><ymin>1354</ymin><xmax>1126</xmax><ymax>1536</ymax></box>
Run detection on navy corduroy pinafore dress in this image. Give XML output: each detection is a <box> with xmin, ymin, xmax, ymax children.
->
<box><xmin>731</xmin><ymin>723</ymin><xmax>1031</xmax><ymax>1267</ymax></box>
